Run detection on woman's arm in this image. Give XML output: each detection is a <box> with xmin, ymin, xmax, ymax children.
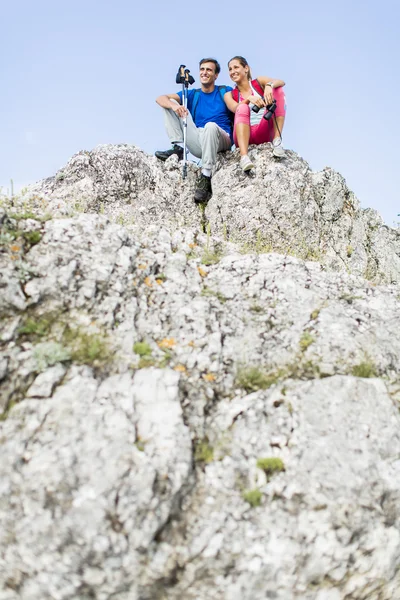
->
<box><xmin>258</xmin><ymin>76</ymin><xmax>285</xmax><ymax>89</ymax></box>
<box><xmin>257</xmin><ymin>76</ymin><xmax>285</xmax><ymax>105</ymax></box>
<box><xmin>224</xmin><ymin>91</ymin><xmax>240</xmax><ymax>113</ymax></box>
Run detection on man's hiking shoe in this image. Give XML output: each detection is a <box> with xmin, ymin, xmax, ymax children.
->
<box><xmin>240</xmin><ymin>155</ymin><xmax>255</xmax><ymax>172</ymax></box>
<box><xmin>155</xmin><ymin>144</ymin><xmax>184</xmax><ymax>161</ymax></box>
<box><xmin>272</xmin><ymin>137</ymin><xmax>285</xmax><ymax>158</ymax></box>
<box><xmin>194</xmin><ymin>174</ymin><xmax>212</xmax><ymax>204</ymax></box>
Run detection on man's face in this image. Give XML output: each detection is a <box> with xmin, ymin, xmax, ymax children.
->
<box><xmin>199</xmin><ymin>62</ymin><xmax>218</xmax><ymax>86</ymax></box>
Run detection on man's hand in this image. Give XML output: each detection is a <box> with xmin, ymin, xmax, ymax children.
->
<box><xmin>172</xmin><ymin>102</ymin><xmax>188</xmax><ymax>118</ymax></box>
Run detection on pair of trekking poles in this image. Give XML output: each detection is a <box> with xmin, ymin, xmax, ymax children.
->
<box><xmin>176</xmin><ymin>65</ymin><xmax>195</xmax><ymax>179</ymax></box>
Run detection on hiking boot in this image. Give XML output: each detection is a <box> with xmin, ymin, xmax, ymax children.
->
<box><xmin>240</xmin><ymin>155</ymin><xmax>255</xmax><ymax>172</ymax></box>
<box><xmin>272</xmin><ymin>137</ymin><xmax>285</xmax><ymax>158</ymax></box>
<box><xmin>155</xmin><ymin>144</ymin><xmax>184</xmax><ymax>161</ymax></box>
<box><xmin>194</xmin><ymin>174</ymin><xmax>212</xmax><ymax>204</ymax></box>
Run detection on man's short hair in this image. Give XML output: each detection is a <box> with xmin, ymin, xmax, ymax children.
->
<box><xmin>199</xmin><ymin>58</ymin><xmax>221</xmax><ymax>75</ymax></box>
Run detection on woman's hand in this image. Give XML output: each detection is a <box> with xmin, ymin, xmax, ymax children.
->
<box><xmin>263</xmin><ymin>86</ymin><xmax>274</xmax><ymax>106</ymax></box>
<box><xmin>244</xmin><ymin>94</ymin><xmax>265</xmax><ymax>109</ymax></box>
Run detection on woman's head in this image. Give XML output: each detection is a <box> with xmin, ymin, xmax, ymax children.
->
<box><xmin>228</xmin><ymin>56</ymin><xmax>252</xmax><ymax>83</ymax></box>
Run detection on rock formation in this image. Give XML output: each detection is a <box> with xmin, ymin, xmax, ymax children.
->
<box><xmin>0</xmin><ymin>144</ymin><xmax>400</xmax><ymax>600</ymax></box>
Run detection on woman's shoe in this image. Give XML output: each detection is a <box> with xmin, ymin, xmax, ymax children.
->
<box><xmin>240</xmin><ymin>155</ymin><xmax>255</xmax><ymax>171</ymax></box>
<box><xmin>272</xmin><ymin>138</ymin><xmax>285</xmax><ymax>158</ymax></box>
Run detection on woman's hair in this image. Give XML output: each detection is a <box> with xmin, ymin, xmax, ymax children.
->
<box><xmin>228</xmin><ymin>56</ymin><xmax>252</xmax><ymax>80</ymax></box>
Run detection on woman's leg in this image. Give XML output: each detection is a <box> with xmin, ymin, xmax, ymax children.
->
<box><xmin>271</xmin><ymin>87</ymin><xmax>286</xmax><ymax>143</ymax></box>
<box><xmin>248</xmin><ymin>87</ymin><xmax>287</xmax><ymax>156</ymax></box>
<box><xmin>233</xmin><ymin>104</ymin><xmax>251</xmax><ymax>156</ymax></box>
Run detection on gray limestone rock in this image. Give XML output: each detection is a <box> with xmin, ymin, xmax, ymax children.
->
<box><xmin>1</xmin><ymin>143</ymin><xmax>400</xmax><ymax>599</ymax></box>
<box><xmin>27</xmin><ymin>143</ymin><xmax>400</xmax><ymax>284</ymax></box>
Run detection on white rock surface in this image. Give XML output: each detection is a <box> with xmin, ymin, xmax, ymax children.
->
<box><xmin>0</xmin><ymin>144</ymin><xmax>400</xmax><ymax>599</ymax></box>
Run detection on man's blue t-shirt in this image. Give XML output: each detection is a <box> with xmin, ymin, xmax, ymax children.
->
<box><xmin>177</xmin><ymin>85</ymin><xmax>233</xmax><ymax>136</ymax></box>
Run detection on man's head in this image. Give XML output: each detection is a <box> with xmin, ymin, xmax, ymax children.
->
<box><xmin>199</xmin><ymin>58</ymin><xmax>220</xmax><ymax>89</ymax></box>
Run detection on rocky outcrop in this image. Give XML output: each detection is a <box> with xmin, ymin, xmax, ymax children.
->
<box><xmin>30</xmin><ymin>143</ymin><xmax>400</xmax><ymax>283</ymax></box>
<box><xmin>0</xmin><ymin>144</ymin><xmax>400</xmax><ymax>599</ymax></box>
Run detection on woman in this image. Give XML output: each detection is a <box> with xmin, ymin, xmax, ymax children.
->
<box><xmin>224</xmin><ymin>56</ymin><xmax>286</xmax><ymax>171</ymax></box>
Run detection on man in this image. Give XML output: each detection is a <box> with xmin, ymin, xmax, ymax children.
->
<box><xmin>155</xmin><ymin>58</ymin><xmax>233</xmax><ymax>203</ymax></box>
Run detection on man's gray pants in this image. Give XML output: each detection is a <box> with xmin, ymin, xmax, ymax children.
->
<box><xmin>162</xmin><ymin>101</ymin><xmax>232</xmax><ymax>170</ymax></box>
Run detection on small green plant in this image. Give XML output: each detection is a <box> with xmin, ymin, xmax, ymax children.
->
<box><xmin>155</xmin><ymin>272</ymin><xmax>167</xmax><ymax>281</ymax></box>
<box><xmin>133</xmin><ymin>341</ymin><xmax>152</xmax><ymax>357</ymax></box>
<box><xmin>236</xmin><ymin>366</ymin><xmax>282</xmax><ymax>392</ymax></box>
<box><xmin>69</xmin><ymin>333</ymin><xmax>111</xmax><ymax>366</ymax></box>
<box><xmin>299</xmin><ymin>331</ymin><xmax>314</xmax><ymax>351</ymax></box>
<box><xmin>201</xmin><ymin>287</ymin><xmax>227</xmax><ymax>303</ymax></box>
<box><xmin>23</xmin><ymin>231</ymin><xmax>42</xmax><ymax>245</ymax></box>
<box><xmin>310</xmin><ymin>308</ymin><xmax>320</xmax><ymax>320</ymax></box>
<box><xmin>18</xmin><ymin>317</ymin><xmax>51</xmax><ymax>337</ymax></box>
<box><xmin>33</xmin><ymin>342</ymin><xmax>71</xmax><ymax>372</ymax></box>
<box><xmin>201</xmin><ymin>222</ymin><xmax>224</xmax><ymax>265</ymax></box>
<box><xmin>256</xmin><ymin>457</ymin><xmax>285</xmax><ymax>478</ymax></box>
<box><xmin>159</xmin><ymin>348</ymin><xmax>172</xmax><ymax>368</ymax></box>
<box><xmin>134</xmin><ymin>341</ymin><xmax>154</xmax><ymax>368</ymax></box>
<box><xmin>138</xmin><ymin>357</ymin><xmax>156</xmax><ymax>368</ymax></box>
<box><xmin>250</xmin><ymin>304</ymin><xmax>264</xmax><ymax>313</ymax></box>
<box><xmin>62</xmin><ymin>328</ymin><xmax>113</xmax><ymax>367</ymax></box>
<box><xmin>339</xmin><ymin>293</ymin><xmax>362</xmax><ymax>304</ymax></box>
<box><xmin>241</xmin><ymin>231</ymin><xmax>273</xmax><ymax>255</ymax></box>
<box><xmin>286</xmin><ymin>359</ymin><xmax>320</xmax><ymax>380</ymax></box>
<box><xmin>0</xmin><ymin>400</ymin><xmax>17</xmax><ymax>422</ymax></box>
<box><xmin>8</xmin><ymin>211</ymin><xmax>37</xmax><ymax>221</ymax></box>
<box><xmin>194</xmin><ymin>438</ymin><xmax>214</xmax><ymax>464</ymax></box>
<box><xmin>351</xmin><ymin>360</ymin><xmax>378</xmax><ymax>378</ymax></box>
<box><xmin>242</xmin><ymin>488</ymin><xmax>262</xmax><ymax>507</ymax></box>
<box><xmin>346</xmin><ymin>245</ymin><xmax>354</xmax><ymax>257</ymax></box>
<box><xmin>0</xmin><ymin>231</ymin><xmax>15</xmax><ymax>245</ymax></box>
<box><xmin>135</xmin><ymin>438</ymin><xmax>145</xmax><ymax>452</ymax></box>
<box><xmin>201</xmin><ymin>248</ymin><xmax>224</xmax><ymax>266</ymax></box>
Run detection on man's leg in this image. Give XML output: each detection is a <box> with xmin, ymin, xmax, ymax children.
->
<box><xmin>199</xmin><ymin>122</ymin><xmax>231</xmax><ymax>171</ymax></box>
<box><xmin>193</xmin><ymin>123</ymin><xmax>231</xmax><ymax>204</ymax></box>
<box><xmin>155</xmin><ymin>100</ymin><xmax>202</xmax><ymax>161</ymax></box>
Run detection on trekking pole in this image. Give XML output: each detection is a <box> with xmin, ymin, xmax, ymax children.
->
<box><xmin>175</xmin><ymin>65</ymin><xmax>195</xmax><ymax>179</ymax></box>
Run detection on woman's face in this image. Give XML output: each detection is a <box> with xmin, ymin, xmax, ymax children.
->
<box><xmin>228</xmin><ymin>59</ymin><xmax>249</xmax><ymax>84</ymax></box>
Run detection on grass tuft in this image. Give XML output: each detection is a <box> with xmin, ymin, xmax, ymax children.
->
<box><xmin>242</xmin><ymin>489</ymin><xmax>262</xmax><ymax>507</ymax></box>
<box><xmin>351</xmin><ymin>360</ymin><xmax>378</xmax><ymax>378</ymax></box>
<box><xmin>236</xmin><ymin>366</ymin><xmax>282</xmax><ymax>393</ymax></box>
<box><xmin>256</xmin><ymin>457</ymin><xmax>285</xmax><ymax>478</ymax></box>
<box><xmin>194</xmin><ymin>438</ymin><xmax>214</xmax><ymax>464</ymax></box>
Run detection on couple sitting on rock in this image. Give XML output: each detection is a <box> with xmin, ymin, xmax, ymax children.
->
<box><xmin>155</xmin><ymin>56</ymin><xmax>286</xmax><ymax>203</ymax></box>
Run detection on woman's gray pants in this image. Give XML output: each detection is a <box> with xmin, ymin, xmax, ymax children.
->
<box><xmin>161</xmin><ymin>101</ymin><xmax>232</xmax><ymax>170</ymax></box>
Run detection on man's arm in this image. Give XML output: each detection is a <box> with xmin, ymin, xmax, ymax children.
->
<box><xmin>156</xmin><ymin>93</ymin><xmax>187</xmax><ymax>118</ymax></box>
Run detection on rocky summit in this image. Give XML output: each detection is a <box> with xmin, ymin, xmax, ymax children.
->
<box><xmin>1</xmin><ymin>143</ymin><xmax>400</xmax><ymax>600</ymax></box>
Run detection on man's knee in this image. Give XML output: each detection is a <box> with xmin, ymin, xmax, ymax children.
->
<box><xmin>203</xmin><ymin>122</ymin><xmax>219</xmax><ymax>134</ymax></box>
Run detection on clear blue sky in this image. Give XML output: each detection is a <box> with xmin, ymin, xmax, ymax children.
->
<box><xmin>1</xmin><ymin>0</ymin><xmax>399</xmax><ymax>225</ymax></box>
